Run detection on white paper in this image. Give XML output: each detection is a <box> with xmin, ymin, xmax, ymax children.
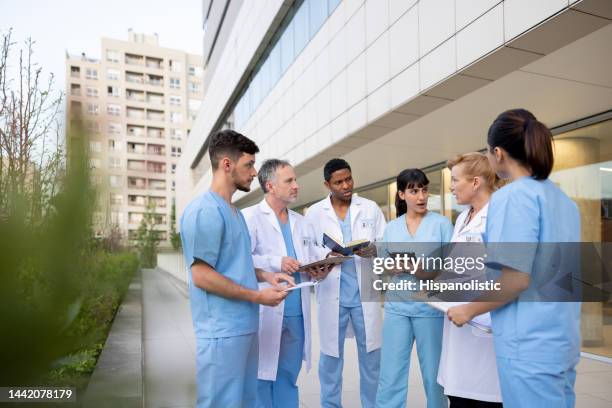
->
<box><xmin>283</xmin><ymin>280</ymin><xmax>320</xmax><ymax>292</ymax></box>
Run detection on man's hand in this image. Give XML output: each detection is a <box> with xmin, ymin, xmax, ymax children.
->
<box><xmin>281</xmin><ymin>256</ymin><xmax>301</xmax><ymax>274</ymax></box>
<box><xmin>305</xmin><ymin>263</ymin><xmax>334</xmax><ymax>281</ymax></box>
<box><xmin>255</xmin><ymin>286</ymin><xmax>289</xmax><ymax>306</ymax></box>
<box><xmin>447</xmin><ymin>303</ymin><xmax>475</xmax><ymax>327</ymax></box>
<box><xmin>354</xmin><ymin>243</ymin><xmax>377</xmax><ymax>258</ymax></box>
<box><xmin>261</xmin><ymin>271</ymin><xmax>296</xmax><ymax>287</ymax></box>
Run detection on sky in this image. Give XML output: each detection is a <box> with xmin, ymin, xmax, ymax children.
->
<box><xmin>2</xmin><ymin>0</ymin><xmax>204</xmax><ymax>129</ymax></box>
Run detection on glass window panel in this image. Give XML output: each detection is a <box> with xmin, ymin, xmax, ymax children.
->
<box><xmin>309</xmin><ymin>0</ymin><xmax>327</xmax><ymax>37</ymax></box>
<box><xmin>546</xmin><ymin>118</ymin><xmax>612</xmax><ymax>358</ymax></box>
<box><xmin>269</xmin><ymin>40</ymin><xmax>281</xmax><ymax>88</ymax></box>
<box><xmin>328</xmin><ymin>0</ymin><xmax>341</xmax><ymax>14</ymax></box>
<box><xmin>294</xmin><ymin>1</ymin><xmax>309</xmax><ymax>56</ymax></box>
<box><xmin>280</xmin><ymin>20</ymin><xmax>295</xmax><ymax>73</ymax></box>
<box><xmin>425</xmin><ymin>169</ymin><xmax>442</xmax><ymax>214</ymax></box>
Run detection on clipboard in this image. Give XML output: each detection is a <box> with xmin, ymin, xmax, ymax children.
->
<box><xmin>296</xmin><ymin>256</ymin><xmax>352</xmax><ymax>272</ymax></box>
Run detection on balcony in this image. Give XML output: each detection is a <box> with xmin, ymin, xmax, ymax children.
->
<box><xmin>127</xmin><ymin>142</ymin><xmax>145</xmax><ymax>154</ymax></box>
<box><xmin>146</xmin><ymin>110</ymin><xmax>164</xmax><ymax>122</ymax></box>
<box><xmin>127</xmin><ymin>125</ymin><xmax>145</xmax><ymax>137</ymax></box>
<box><xmin>128</xmin><ymin>177</ymin><xmax>147</xmax><ymax>190</ymax></box>
<box><xmin>147</xmin><ymin>92</ymin><xmax>164</xmax><ymax>105</ymax></box>
<box><xmin>148</xmin><ymin>179</ymin><xmax>166</xmax><ymax>190</ymax></box>
<box><xmin>147</xmin><ymin>144</ymin><xmax>165</xmax><ymax>156</ymax></box>
<box><xmin>126</xmin><ymin>89</ymin><xmax>145</xmax><ymax>102</ymax></box>
<box><xmin>146</xmin><ymin>74</ymin><xmax>164</xmax><ymax>87</ymax></box>
<box><xmin>126</xmin><ymin>108</ymin><xmax>145</xmax><ymax>120</ymax></box>
<box><xmin>147</xmin><ymin>127</ymin><xmax>164</xmax><ymax>139</ymax></box>
<box><xmin>128</xmin><ymin>195</ymin><xmax>147</xmax><ymax>207</ymax></box>
<box><xmin>145</xmin><ymin>57</ymin><xmax>163</xmax><ymax>70</ymax></box>
<box><xmin>126</xmin><ymin>72</ymin><xmax>144</xmax><ymax>84</ymax></box>
<box><xmin>127</xmin><ymin>160</ymin><xmax>146</xmax><ymax>171</ymax></box>
<box><xmin>147</xmin><ymin>162</ymin><xmax>166</xmax><ymax>173</ymax></box>
<box><xmin>125</xmin><ymin>53</ymin><xmax>144</xmax><ymax>66</ymax></box>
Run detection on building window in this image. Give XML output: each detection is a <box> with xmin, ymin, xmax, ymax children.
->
<box><xmin>169</xmin><ymin>95</ymin><xmax>182</xmax><ymax>106</ymax></box>
<box><xmin>169</xmin><ymin>60</ymin><xmax>182</xmax><ymax>72</ymax></box>
<box><xmin>87</xmin><ymin>103</ymin><xmax>99</xmax><ymax>115</ymax></box>
<box><xmin>171</xmin><ymin>164</ymin><xmax>176</xmax><ymax>174</ymax></box>
<box><xmin>188</xmin><ymin>82</ymin><xmax>200</xmax><ymax>93</ymax></box>
<box><xmin>109</xmin><ymin>156</ymin><xmax>122</xmax><ymax>169</ymax></box>
<box><xmin>70</xmin><ymin>83</ymin><xmax>81</xmax><ymax>96</ymax></box>
<box><xmin>85</xmin><ymin>68</ymin><xmax>98</xmax><ymax>80</ymax></box>
<box><xmin>107</xmin><ymin>68</ymin><xmax>120</xmax><ymax>81</ymax></box>
<box><xmin>107</xmin><ymin>85</ymin><xmax>120</xmax><ymax>97</ymax></box>
<box><xmin>111</xmin><ymin>211</ymin><xmax>124</xmax><ymax>225</ymax></box>
<box><xmin>110</xmin><ymin>193</ymin><xmax>123</xmax><ymax>205</ymax></box>
<box><xmin>107</xmin><ymin>104</ymin><xmax>121</xmax><ymax>116</ymax></box>
<box><xmin>109</xmin><ymin>175</ymin><xmax>122</xmax><ymax>188</ymax></box>
<box><xmin>169</xmin><ymin>77</ymin><xmax>180</xmax><ymax>89</ymax></box>
<box><xmin>171</xmin><ymin>146</ymin><xmax>182</xmax><ymax>157</ymax></box>
<box><xmin>86</xmin><ymin>87</ymin><xmax>99</xmax><ymax>97</ymax></box>
<box><xmin>188</xmin><ymin>65</ymin><xmax>202</xmax><ymax>77</ymax></box>
<box><xmin>70</xmin><ymin>66</ymin><xmax>80</xmax><ymax>78</ymax></box>
<box><xmin>87</xmin><ymin>121</ymin><xmax>100</xmax><ymax>133</ymax></box>
<box><xmin>108</xmin><ymin>122</ymin><xmax>122</xmax><ymax>135</ymax></box>
<box><xmin>108</xmin><ymin>139</ymin><xmax>118</xmax><ymax>151</ymax></box>
<box><xmin>89</xmin><ymin>140</ymin><xmax>102</xmax><ymax>153</ymax></box>
<box><xmin>170</xmin><ymin>112</ymin><xmax>182</xmax><ymax>124</ymax></box>
<box><xmin>170</xmin><ymin>128</ymin><xmax>183</xmax><ymax>140</ymax></box>
<box><xmin>106</xmin><ymin>49</ymin><xmax>120</xmax><ymax>63</ymax></box>
<box><xmin>89</xmin><ymin>158</ymin><xmax>101</xmax><ymax>169</ymax></box>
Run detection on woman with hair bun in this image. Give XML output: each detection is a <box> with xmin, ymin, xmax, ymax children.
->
<box><xmin>447</xmin><ymin>109</ymin><xmax>581</xmax><ymax>408</ymax></box>
<box><xmin>376</xmin><ymin>169</ymin><xmax>453</xmax><ymax>408</ymax></box>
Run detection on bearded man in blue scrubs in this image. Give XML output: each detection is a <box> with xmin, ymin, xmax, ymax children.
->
<box><xmin>180</xmin><ymin>130</ymin><xmax>295</xmax><ymax>408</ymax></box>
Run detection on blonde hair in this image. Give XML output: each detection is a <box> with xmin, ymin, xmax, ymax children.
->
<box><xmin>447</xmin><ymin>152</ymin><xmax>496</xmax><ymax>192</ymax></box>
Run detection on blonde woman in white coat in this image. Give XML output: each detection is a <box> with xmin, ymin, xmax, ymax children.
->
<box><xmin>437</xmin><ymin>153</ymin><xmax>502</xmax><ymax>408</ymax></box>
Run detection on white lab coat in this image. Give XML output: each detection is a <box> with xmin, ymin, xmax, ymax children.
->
<box><xmin>305</xmin><ymin>195</ymin><xmax>386</xmax><ymax>358</ymax></box>
<box><xmin>243</xmin><ymin>199</ymin><xmax>320</xmax><ymax>381</ymax></box>
<box><xmin>437</xmin><ymin>204</ymin><xmax>502</xmax><ymax>402</ymax></box>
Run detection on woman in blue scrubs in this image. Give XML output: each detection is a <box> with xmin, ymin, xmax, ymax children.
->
<box><xmin>447</xmin><ymin>109</ymin><xmax>581</xmax><ymax>408</ymax></box>
<box><xmin>376</xmin><ymin>169</ymin><xmax>453</xmax><ymax>408</ymax></box>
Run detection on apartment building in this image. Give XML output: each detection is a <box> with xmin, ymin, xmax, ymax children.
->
<box><xmin>66</xmin><ymin>30</ymin><xmax>204</xmax><ymax>247</ymax></box>
<box><xmin>178</xmin><ymin>1</ymin><xmax>612</xmax><ymax>360</ymax></box>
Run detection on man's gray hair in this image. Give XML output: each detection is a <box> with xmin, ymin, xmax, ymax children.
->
<box><xmin>258</xmin><ymin>159</ymin><xmax>291</xmax><ymax>193</ymax></box>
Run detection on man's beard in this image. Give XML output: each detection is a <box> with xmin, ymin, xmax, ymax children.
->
<box><xmin>232</xmin><ymin>168</ymin><xmax>251</xmax><ymax>192</ymax></box>
<box><xmin>235</xmin><ymin>182</ymin><xmax>251</xmax><ymax>193</ymax></box>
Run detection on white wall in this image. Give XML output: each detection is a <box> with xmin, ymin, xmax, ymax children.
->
<box><xmin>157</xmin><ymin>251</ymin><xmax>188</xmax><ymax>284</ymax></box>
<box><xmin>177</xmin><ymin>0</ymin><xmax>602</xmax><ymax>217</ymax></box>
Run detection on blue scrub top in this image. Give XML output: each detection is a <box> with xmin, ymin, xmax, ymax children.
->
<box><xmin>485</xmin><ymin>177</ymin><xmax>581</xmax><ymax>364</ymax></box>
<box><xmin>383</xmin><ymin>211</ymin><xmax>454</xmax><ymax>317</ymax></box>
<box><xmin>278</xmin><ymin>217</ymin><xmax>302</xmax><ymax>316</ymax></box>
<box><xmin>338</xmin><ymin>208</ymin><xmax>362</xmax><ymax>307</ymax></box>
<box><xmin>180</xmin><ymin>191</ymin><xmax>259</xmax><ymax>339</ymax></box>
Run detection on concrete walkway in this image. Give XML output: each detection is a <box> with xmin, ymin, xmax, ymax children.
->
<box><xmin>143</xmin><ymin>268</ymin><xmax>612</xmax><ymax>407</ymax></box>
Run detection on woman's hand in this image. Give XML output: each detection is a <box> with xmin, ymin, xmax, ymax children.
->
<box><xmin>447</xmin><ymin>303</ymin><xmax>475</xmax><ymax>327</ymax></box>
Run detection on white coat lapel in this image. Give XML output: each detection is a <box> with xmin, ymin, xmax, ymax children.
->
<box><xmin>259</xmin><ymin>199</ymin><xmax>281</xmax><ymax>234</ymax></box>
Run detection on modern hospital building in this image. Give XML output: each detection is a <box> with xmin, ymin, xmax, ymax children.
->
<box><xmin>175</xmin><ymin>0</ymin><xmax>612</xmax><ymax>360</ymax></box>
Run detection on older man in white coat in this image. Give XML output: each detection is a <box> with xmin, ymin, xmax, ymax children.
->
<box><xmin>305</xmin><ymin>158</ymin><xmax>386</xmax><ymax>408</ymax></box>
<box><xmin>243</xmin><ymin>159</ymin><xmax>331</xmax><ymax>408</ymax></box>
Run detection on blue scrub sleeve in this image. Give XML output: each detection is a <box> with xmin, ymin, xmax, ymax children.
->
<box><xmin>190</xmin><ymin>207</ymin><xmax>224</xmax><ymax>268</ymax></box>
<box><xmin>486</xmin><ymin>188</ymin><xmax>539</xmax><ymax>274</ymax></box>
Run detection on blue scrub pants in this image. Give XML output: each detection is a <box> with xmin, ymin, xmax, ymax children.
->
<box><xmin>196</xmin><ymin>333</ymin><xmax>258</xmax><ymax>408</ymax></box>
<box><xmin>376</xmin><ymin>311</ymin><xmax>446</xmax><ymax>408</ymax></box>
<box><xmin>319</xmin><ymin>305</ymin><xmax>381</xmax><ymax>408</ymax></box>
<box><xmin>496</xmin><ymin>357</ymin><xmax>577</xmax><ymax>408</ymax></box>
<box><xmin>257</xmin><ymin>315</ymin><xmax>305</xmax><ymax>408</ymax></box>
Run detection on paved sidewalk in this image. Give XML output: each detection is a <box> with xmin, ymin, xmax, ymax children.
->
<box><xmin>143</xmin><ymin>268</ymin><xmax>612</xmax><ymax>407</ymax></box>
